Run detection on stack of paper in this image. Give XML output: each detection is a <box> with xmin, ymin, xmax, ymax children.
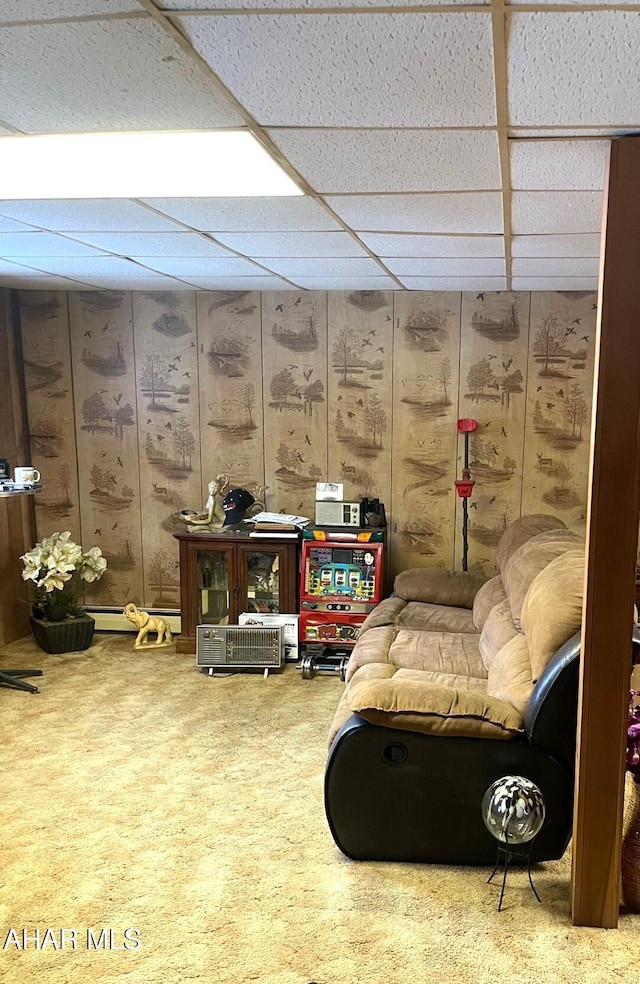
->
<box><xmin>246</xmin><ymin>511</ymin><xmax>310</xmax><ymax>527</ymax></box>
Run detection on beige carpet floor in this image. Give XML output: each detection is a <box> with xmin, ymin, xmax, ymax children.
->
<box><xmin>1</xmin><ymin>632</ymin><xmax>639</xmax><ymax>984</ymax></box>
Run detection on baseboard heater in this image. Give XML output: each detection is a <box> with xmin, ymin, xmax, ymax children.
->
<box><xmin>196</xmin><ymin>624</ymin><xmax>284</xmax><ymax>672</ymax></box>
<box><xmin>86</xmin><ymin>607</ymin><xmax>181</xmax><ymax>634</ymax></box>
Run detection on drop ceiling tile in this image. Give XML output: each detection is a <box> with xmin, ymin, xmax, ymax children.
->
<box><xmin>144</xmin><ymin>198</ymin><xmax>340</xmax><ymax>233</ymax></box>
<box><xmin>510</xmin><ymin>128</ymin><xmax>621</xmax><ymax>138</ymax></box>
<box><xmin>62</xmin><ymin>232</ymin><xmax>234</xmax><ymax>257</ymax></box>
<box><xmin>285</xmin><ymin>276</ymin><xmax>399</xmax><ymax>290</ymax></box>
<box><xmin>166</xmin><ymin>0</ymin><xmax>483</xmax><ymax>7</ymax></box>
<box><xmin>0</xmin><ymin>232</ymin><xmax>103</xmax><ymax>256</ymax></box>
<box><xmin>259</xmin><ymin>257</ymin><xmax>384</xmax><ymax>278</ymax></box>
<box><xmin>0</xmin><ymin>213</ymin><xmax>43</xmax><ymax>232</ymax></box>
<box><xmin>508</xmin><ymin>13</ymin><xmax>640</xmax><ymax>127</ymax></box>
<box><xmin>11</xmin><ymin>256</ymin><xmax>161</xmax><ymax>277</ymax></box>
<box><xmin>185</xmin><ymin>277</ymin><xmax>294</xmax><ymax>290</ymax></box>
<box><xmin>359</xmin><ymin>233</ymin><xmax>505</xmax><ymax>258</ymax></box>
<box><xmin>1</xmin><ymin>1</ymin><xmax>139</xmax><ymax>20</ymax></box>
<box><xmin>0</xmin><ymin>258</ymin><xmax>54</xmax><ymax>276</ymax></box>
<box><xmin>512</xmin><ymin>257</ymin><xmax>599</xmax><ymax>277</ymax></box>
<box><xmin>133</xmin><ymin>256</ymin><xmax>265</xmax><ymax>277</ymax></box>
<box><xmin>267</xmin><ymin>129</ymin><xmax>501</xmax><ymax>193</ymax></box>
<box><xmin>512</xmin><ymin>277</ymin><xmax>599</xmax><ymax>290</ymax></box>
<box><xmin>510</xmin><ymin>140</ymin><xmax>609</xmax><ymax>190</ymax></box>
<box><xmin>180</xmin><ymin>12</ymin><xmax>496</xmax><ymax>127</ymax></box>
<box><xmin>0</xmin><ymin>276</ymin><xmax>94</xmax><ymax>289</ymax></box>
<box><xmin>383</xmin><ymin>257</ymin><xmax>506</xmax><ymax>277</ymax></box>
<box><xmin>210</xmin><ymin>231</ymin><xmax>368</xmax><ymax>258</ymax></box>
<box><xmin>0</xmin><ymin>200</ymin><xmax>185</xmax><ymax>232</ymax></box>
<box><xmin>81</xmin><ymin>278</ymin><xmax>197</xmax><ymax>291</ymax></box>
<box><xmin>511</xmin><ymin>192</ymin><xmax>603</xmax><ymax>235</ymax></box>
<box><xmin>0</xmin><ymin>19</ymin><xmax>242</xmax><ymax>133</ymax></box>
<box><xmin>326</xmin><ymin>193</ymin><xmax>504</xmax><ymax>234</ymax></box>
<box><xmin>512</xmin><ymin>234</ymin><xmax>602</xmax><ymax>257</ymax></box>
<box><xmin>397</xmin><ymin>276</ymin><xmax>507</xmax><ymax>290</ymax></box>
<box><xmin>509</xmin><ymin>0</ymin><xmax>638</xmax><ymax>6</ymax></box>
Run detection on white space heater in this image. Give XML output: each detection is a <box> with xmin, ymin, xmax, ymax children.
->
<box><xmin>196</xmin><ymin>624</ymin><xmax>284</xmax><ymax>672</ymax></box>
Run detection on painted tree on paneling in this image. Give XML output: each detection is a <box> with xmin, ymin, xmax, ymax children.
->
<box><xmin>455</xmin><ymin>292</ymin><xmax>531</xmax><ymax>575</ymax></box>
<box><xmin>19</xmin><ymin>291</ymin><xmax>82</xmax><ymax>538</ymax></box>
<box><xmin>327</xmin><ymin>291</ymin><xmax>393</xmax><ymax>510</ymax></box>
<box><xmin>522</xmin><ymin>291</ymin><xmax>597</xmax><ymax>532</ymax></box>
<box><xmin>68</xmin><ymin>289</ymin><xmax>143</xmax><ymax>606</ymax></box>
<box><xmin>263</xmin><ymin>292</ymin><xmax>328</xmax><ymax>518</ymax></box>
<box><xmin>196</xmin><ymin>291</ymin><xmax>264</xmax><ymax>502</ymax></box>
<box><xmin>133</xmin><ymin>291</ymin><xmax>200</xmax><ymax>607</ymax></box>
<box><xmin>391</xmin><ymin>292</ymin><xmax>461</xmax><ymax>574</ymax></box>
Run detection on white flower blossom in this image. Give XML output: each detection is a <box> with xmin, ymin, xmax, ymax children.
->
<box><xmin>20</xmin><ymin>531</ymin><xmax>107</xmax><ymax>616</ymax></box>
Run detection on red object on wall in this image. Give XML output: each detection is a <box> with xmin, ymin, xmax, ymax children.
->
<box><xmin>454</xmin><ymin>466</ymin><xmax>475</xmax><ymax>498</ymax></box>
<box><xmin>454</xmin><ymin>479</ymin><xmax>475</xmax><ymax>498</ymax></box>
<box><xmin>457</xmin><ymin>418</ymin><xmax>478</xmax><ymax>433</ymax></box>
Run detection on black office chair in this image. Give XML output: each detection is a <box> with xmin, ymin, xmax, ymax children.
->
<box><xmin>0</xmin><ymin>667</ymin><xmax>42</xmax><ymax>693</ymax></box>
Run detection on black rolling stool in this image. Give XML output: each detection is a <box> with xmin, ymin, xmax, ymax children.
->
<box><xmin>0</xmin><ymin>668</ymin><xmax>43</xmax><ymax>693</ymax></box>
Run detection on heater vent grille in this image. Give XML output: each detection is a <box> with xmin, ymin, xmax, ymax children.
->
<box><xmin>196</xmin><ymin>625</ymin><xmax>284</xmax><ymax>669</ymax></box>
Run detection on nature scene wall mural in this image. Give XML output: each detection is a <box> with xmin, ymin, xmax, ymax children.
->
<box><xmin>18</xmin><ymin>288</ymin><xmax>597</xmax><ymax>609</ymax></box>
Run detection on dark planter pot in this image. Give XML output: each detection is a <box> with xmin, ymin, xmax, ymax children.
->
<box><xmin>29</xmin><ymin>613</ymin><xmax>95</xmax><ymax>655</ymax></box>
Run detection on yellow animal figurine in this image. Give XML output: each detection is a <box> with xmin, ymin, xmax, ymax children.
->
<box><xmin>123</xmin><ymin>603</ymin><xmax>173</xmax><ymax>650</ymax></box>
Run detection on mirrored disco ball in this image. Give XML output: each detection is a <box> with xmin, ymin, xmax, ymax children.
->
<box><xmin>482</xmin><ymin>775</ymin><xmax>546</xmax><ymax>844</ymax></box>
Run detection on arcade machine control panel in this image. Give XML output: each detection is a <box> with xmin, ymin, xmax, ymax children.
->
<box><xmin>298</xmin><ymin>528</ymin><xmax>385</xmax><ymax>679</ymax></box>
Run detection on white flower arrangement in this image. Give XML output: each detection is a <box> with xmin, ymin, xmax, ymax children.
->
<box><xmin>21</xmin><ymin>531</ymin><xmax>107</xmax><ymax>619</ymax></box>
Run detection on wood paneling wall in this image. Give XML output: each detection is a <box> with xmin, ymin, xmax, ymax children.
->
<box><xmin>17</xmin><ymin>287</ymin><xmax>598</xmax><ymax>610</ymax></box>
<box><xmin>0</xmin><ymin>289</ymin><xmax>36</xmax><ymax>645</ymax></box>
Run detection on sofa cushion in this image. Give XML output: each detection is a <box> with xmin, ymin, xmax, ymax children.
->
<box><xmin>397</xmin><ymin>601</ymin><xmax>476</xmax><ymax>634</ymax></box>
<box><xmin>347</xmin><ymin>669</ymin><xmax>523</xmax><ymax>739</ymax></box>
<box><xmin>472</xmin><ymin>575</ymin><xmax>508</xmax><ymax>631</ymax></box>
<box><xmin>503</xmin><ymin>528</ymin><xmax>584</xmax><ymax>629</ymax></box>
<box><xmin>520</xmin><ymin>548</ymin><xmax>585</xmax><ymax>682</ymax></box>
<box><xmin>479</xmin><ymin>598</ymin><xmax>519</xmax><ymax>670</ymax></box>
<box><xmin>394</xmin><ymin>567</ymin><xmax>486</xmax><ymax>609</ymax></box>
<box><xmin>387</xmin><ymin>628</ymin><xmax>486</xmax><ymax>679</ymax></box>
<box><xmin>486</xmin><ymin>634</ymin><xmax>533</xmax><ymax>716</ymax></box>
<box><xmin>495</xmin><ymin>514</ymin><xmax>567</xmax><ymax>573</ymax></box>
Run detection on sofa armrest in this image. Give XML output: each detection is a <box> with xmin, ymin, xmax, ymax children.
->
<box><xmin>358</xmin><ymin>596</ymin><xmax>406</xmax><ymax>635</ymax></box>
<box><xmin>394</xmin><ymin>567</ymin><xmax>487</xmax><ymax>609</ymax></box>
<box><xmin>347</xmin><ymin>675</ymin><xmax>523</xmax><ymax>740</ymax></box>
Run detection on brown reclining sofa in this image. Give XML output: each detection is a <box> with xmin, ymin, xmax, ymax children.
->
<box><xmin>325</xmin><ymin>514</ymin><xmax>596</xmax><ymax>865</ymax></box>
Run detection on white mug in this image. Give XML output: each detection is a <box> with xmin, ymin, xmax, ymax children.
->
<box><xmin>14</xmin><ymin>466</ymin><xmax>40</xmax><ymax>485</ymax></box>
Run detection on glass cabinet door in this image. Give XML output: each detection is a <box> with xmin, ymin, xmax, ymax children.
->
<box><xmin>242</xmin><ymin>548</ymin><xmax>282</xmax><ymax>614</ymax></box>
<box><xmin>197</xmin><ymin>548</ymin><xmax>230</xmax><ymax>625</ymax></box>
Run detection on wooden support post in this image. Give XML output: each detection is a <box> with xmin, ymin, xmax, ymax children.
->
<box><xmin>571</xmin><ymin>137</ymin><xmax>640</xmax><ymax>927</ymax></box>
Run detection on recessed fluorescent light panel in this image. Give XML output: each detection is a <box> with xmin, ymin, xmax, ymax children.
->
<box><xmin>0</xmin><ymin>131</ymin><xmax>303</xmax><ymax>199</ymax></box>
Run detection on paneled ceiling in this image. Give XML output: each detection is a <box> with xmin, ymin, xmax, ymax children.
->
<box><xmin>0</xmin><ymin>0</ymin><xmax>633</xmax><ymax>292</ymax></box>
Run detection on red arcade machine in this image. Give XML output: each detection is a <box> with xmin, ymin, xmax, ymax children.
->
<box><xmin>298</xmin><ymin>528</ymin><xmax>385</xmax><ymax>679</ymax></box>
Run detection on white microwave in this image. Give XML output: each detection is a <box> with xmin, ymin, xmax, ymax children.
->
<box><xmin>314</xmin><ymin>501</ymin><xmax>361</xmax><ymax>527</ymax></box>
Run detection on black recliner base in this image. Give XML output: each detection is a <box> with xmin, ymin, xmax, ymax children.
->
<box><xmin>325</xmin><ymin>715</ymin><xmax>574</xmax><ymax>866</ymax></box>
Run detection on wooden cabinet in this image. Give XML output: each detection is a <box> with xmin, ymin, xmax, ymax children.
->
<box><xmin>174</xmin><ymin>531</ymin><xmax>298</xmax><ymax>654</ymax></box>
